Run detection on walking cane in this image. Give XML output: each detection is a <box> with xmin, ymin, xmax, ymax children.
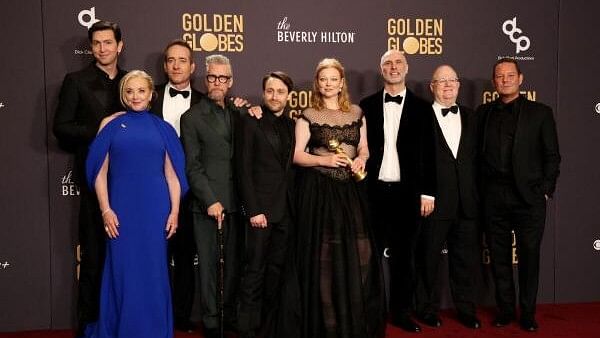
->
<box><xmin>217</xmin><ymin>211</ymin><xmax>226</xmax><ymax>338</ymax></box>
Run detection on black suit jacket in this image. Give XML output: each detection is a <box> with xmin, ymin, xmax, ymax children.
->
<box><xmin>180</xmin><ymin>96</ymin><xmax>246</xmax><ymax>213</ymax></box>
<box><xmin>477</xmin><ymin>95</ymin><xmax>560</xmax><ymax>205</ymax></box>
<box><xmin>359</xmin><ymin>88</ymin><xmax>436</xmax><ymax>198</ymax></box>
<box><xmin>235</xmin><ymin>107</ymin><xmax>295</xmax><ymax>223</ymax></box>
<box><xmin>152</xmin><ymin>83</ymin><xmax>204</xmax><ymax>119</ymax></box>
<box><xmin>53</xmin><ymin>63</ymin><xmax>126</xmax><ymax>185</ymax></box>
<box><xmin>430</xmin><ymin>105</ymin><xmax>479</xmax><ymax>220</ymax></box>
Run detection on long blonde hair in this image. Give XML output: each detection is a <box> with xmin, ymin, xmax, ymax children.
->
<box><xmin>311</xmin><ymin>58</ymin><xmax>351</xmax><ymax>112</ymax></box>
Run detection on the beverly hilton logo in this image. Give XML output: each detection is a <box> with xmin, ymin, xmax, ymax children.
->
<box><xmin>387</xmin><ymin>18</ymin><xmax>443</xmax><ymax>55</ymax></box>
<box><xmin>276</xmin><ymin>17</ymin><xmax>356</xmax><ymax>44</ymax></box>
<box><xmin>594</xmin><ymin>103</ymin><xmax>600</xmax><ymax>114</ymax></box>
<box><xmin>61</xmin><ymin>170</ymin><xmax>80</xmax><ymax>196</ymax></box>
<box><xmin>594</xmin><ymin>240</ymin><xmax>600</xmax><ymax>251</ymax></box>
<box><xmin>182</xmin><ymin>13</ymin><xmax>244</xmax><ymax>52</ymax></box>
<box><xmin>0</xmin><ymin>260</ymin><xmax>10</xmax><ymax>270</ymax></box>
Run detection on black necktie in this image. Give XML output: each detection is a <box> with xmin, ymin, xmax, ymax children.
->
<box><xmin>384</xmin><ymin>93</ymin><xmax>403</xmax><ymax>105</ymax></box>
<box><xmin>441</xmin><ymin>105</ymin><xmax>459</xmax><ymax>116</ymax></box>
<box><xmin>169</xmin><ymin>87</ymin><xmax>190</xmax><ymax>98</ymax></box>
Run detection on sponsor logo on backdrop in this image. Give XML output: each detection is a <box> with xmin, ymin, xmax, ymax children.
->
<box><xmin>1</xmin><ymin>260</ymin><xmax>11</xmax><ymax>270</ymax></box>
<box><xmin>482</xmin><ymin>90</ymin><xmax>537</xmax><ymax>103</ymax></box>
<box><xmin>594</xmin><ymin>240</ymin><xmax>600</xmax><ymax>251</ymax></box>
<box><xmin>482</xmin><ymin>231</ymin><xmax>518</xmax><ymax>264</ymax></box>
<box><xmin>182</xmin><ymin>13</ymin><xmax>244</xmax><ymax>52</ymax></box>
<box><xmin>0</xmin><ymin>101</ymin><xmax>5</xmax><ymax>109</ymax></box>
<box><xmin>498</xmin><ymin>17</ymin><xmax>535</xmax><ymax>61</ymax></box>
<box><xmin>78</xmin><ymin>7</ymin><xmax>100</xmax><ymax>29</ymax></box>
<box><xmin>275</xmin><ymin>17</ymin><xmax>356</xmax><ymax>44</ymax></box>
<box><xmin>595</xmin><ymin>103</ymin><xmax>600</xmax><ymax>114</ymax></box>
<box><xmin>288</xmin><ymin>90</ymin><xmax>312</xmax><ymax>118</ymax></box>
<box><xmin>61</xmin><ymin>170</ymin><xmax>80</xmax><ymax>196</ymax></box>
<box><xmin>387</xmin><ymin>18</ymin><xmax>443</xmax><ymax>55</ymax></box>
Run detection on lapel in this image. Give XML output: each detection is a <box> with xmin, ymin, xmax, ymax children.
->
<box><xmin>190</xmin><ymin>89</ymin><xmax>203</xmax><ymax>106</ymax></box>
<box><xmin>259</xmin><ymin>111</ymin><xmax>282</xmax><ymax>164</ymax></box>
<box><xmin>512</xmin><ymin>96</ymin><xmax>525</xmax><ymax>158</ymax></box>
<box><xmin>433</xmin><ymin>110</ymin><xmax>456</xmax><ymax>159</ymax></box>
<box><xmin>200</xmin><ymin>101</ymin><xmax>230</xmax><ymax>143</ymax></box>
<box><xmin>153</xmin><ymin>84</ymin><xmax>166</xmax><ymax>119</ymax></box>
<box><xmin>454</xmin><ymin>105</ymin><xmax>468</xmax><ymax>160</ymax></box>
<box><xmin>370</xmin><ymin>89</ymin><xmax>385</xmax><ymax>143</ymax></box>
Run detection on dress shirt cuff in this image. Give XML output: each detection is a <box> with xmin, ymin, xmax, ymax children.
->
<box><xmin>421</xmin><ymin>194</ymin><xmax>435</xmax><ymax>201</ymax></box>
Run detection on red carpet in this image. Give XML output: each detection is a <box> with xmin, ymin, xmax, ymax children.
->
<box><xmin>2</xmin><ymin>303</ymin><xmax>599</xmax><ymax>338</ymax></box>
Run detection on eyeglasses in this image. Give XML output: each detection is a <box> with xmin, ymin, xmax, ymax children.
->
<box><xmin>432</xmin><ymin>78</ymin><xmax>459</xmax><ymax>85</ymax></box>
<box><xmin>206</xmin><ymin>74</ymin><xmax>231</xmax><ymax>83</ymax></box>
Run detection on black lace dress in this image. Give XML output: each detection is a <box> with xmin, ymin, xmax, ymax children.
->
<box><xmin>283</xmin><ymin>106</ymin><xmax>386</xmax><ymax>338</ymax></box>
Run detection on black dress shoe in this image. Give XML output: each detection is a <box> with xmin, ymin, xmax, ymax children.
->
<box><xmin>493</xmin><ymin>313</ymin><xmax>515</xmax><ymax>327</ymax></box>
<box><xmin>391</xmin><ymin>315</ymin><xmax>422</xmax><ymax>332</ymax></box>
<box><xmin>457</xmin><ymin>314</ymin><xmax>481</xmax><ymax>329</ymax></box>
<box><xmin>418</xmin><ymin>313</ymin><xmax>442</xmax><ymax>327</ymax></box>
<box><xmin>519</xmin><ymin>317</ymin><xmax>539</xmax><ymax>332</ymax></box>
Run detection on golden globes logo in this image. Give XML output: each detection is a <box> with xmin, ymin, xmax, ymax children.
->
<box><xmin>387</xmin><ymin>18</ymin><xmax>443</xmax><ymax>55</ymax></box>
<box><xmin>288</xmin><ymin>90</ymin><xmax>312</xmax><ymax>119</ymax></box>
<box><xmin>482</xmin><ymin>90</ymin><xmax>537</xmax><ymax>103</ymax></box>
<box><xmin>182</xmin><ymin>13</ymin><xmax>244</xmax><ymax>52</ymax></box>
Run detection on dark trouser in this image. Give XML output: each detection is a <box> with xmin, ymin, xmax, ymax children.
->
<box><xmin>77</xmin><ymin>188</ymin><xmax>106</xmax><ymax>329</ymax></box>
<box><xmin>483</xmin><ymin>181</ymin><xmax>546</xmax><ymax>319</ymax></box>
<box><xmin>238</xmin><ymin>213</ymin><xmax>291</xmax><ymax>333</ymax></box>
<box><xmin>168</xmin><ymin>205</ymin><xmax>196</xmax><ymax>325</ymax></box>
<box><xmin>416</xmin><ymin>217</ymin><xmax>479</xmax><ymax>317</ymax></box>
<box><xmin>370</xmin><ymin>181</ymin><xmax>420</xmax><ymax>318</ymax></box>
<box><xmin>192</xmin><ymin>211</ymin><xmax>242</xmax><ymax>330</ymax></box>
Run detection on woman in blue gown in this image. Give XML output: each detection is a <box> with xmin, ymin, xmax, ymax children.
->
<box><xmin>83</xmin><ymin>70</ymin><xmax>188</xmax><ymax>338</ymax></box>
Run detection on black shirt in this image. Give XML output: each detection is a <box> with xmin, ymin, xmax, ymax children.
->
<box><xmin>483</xmin><ymin>98</ymin><xmax>519</xmax><ymax>180</ymax></box>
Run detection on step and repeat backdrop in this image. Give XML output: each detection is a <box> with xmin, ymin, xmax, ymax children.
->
<box><xmin>1</xmin><ymin>0</ymin><xmax>599</xmax><ymax>332</ymax></box>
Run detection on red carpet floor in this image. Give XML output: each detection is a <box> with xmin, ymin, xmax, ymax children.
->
<box><xmin>2</xmin><ymin>303</ymin><xmax>599</xmax><ymax>338</ymax></box>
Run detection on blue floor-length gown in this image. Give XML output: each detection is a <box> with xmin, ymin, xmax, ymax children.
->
<box><xmin>84</xmin><ymin>110</ymin><xmax>188</xmax><ymax>338</ymax></box>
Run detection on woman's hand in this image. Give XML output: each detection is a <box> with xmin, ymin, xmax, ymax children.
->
<box><xmin>165</xmin><ymin>213</ymin><xmax>178</xmax><ymax>239</ymax></box>
<box><xmin>323</xmin><ymin>153</ymin><xmax>349</xmax><ymax>168</ymax></box>
<box><xmin>351</xmin><ymin>157</ymin><xmax>366</xmax><ymax>174</ymax></box>
<box><xmin>102</xmin><ymin>208</ymin><xmax>120</xmax><ymax>239</ymax></box>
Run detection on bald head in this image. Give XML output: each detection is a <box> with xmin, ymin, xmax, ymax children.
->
<box><xmin>430</xmin><ymin>64</ymin><xmax>460</xmax><ymax>107</ymax></box>
<box><xmin>380</xmin><ymin>50</ymin><xmax>408</xmax><ymax>91</ymax></box>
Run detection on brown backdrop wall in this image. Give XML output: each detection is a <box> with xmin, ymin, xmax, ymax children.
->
<box><xmin>0</xmin><ymin>0</ymin><xmax>598</xmax><ymax>332</ymax></box>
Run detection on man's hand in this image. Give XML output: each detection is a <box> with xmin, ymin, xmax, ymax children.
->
<box><xmin>231</xmin><ymin>97</ymin><xmax>251</xmax><ymax>108</ymax></box>
<box><xmin>250</xmin><ymin>214</ymin><xmax>268</xmax><ymax>228</ymax></box>
<box><xmin>248</xmin><ymin>105</ymin><xmax>263</xmax><ymax>119</ymax></box>
<box><xmin>207</xmin><ymin>202</ymin><xmax>225</xmax><ymax>226</ymax></box>
<box><xmin>420</xmin><ymin>197</ymin><xmax>435</xmax><ymax>217</ymax></box>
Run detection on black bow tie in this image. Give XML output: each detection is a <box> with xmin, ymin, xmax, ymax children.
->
<box><xmin>441</xmin><ymin>105</ymin><xmax>459</xmax><ymax>116</ymax></box>
<box><xmin>169</xmin><ymin>87</ymin><xmax>190</xmax><ymax>98</ymax></box>
<box><xmin>384</xmin><ymin>93</ymin><xmax>403</xmax><ymax>105</ymax></box>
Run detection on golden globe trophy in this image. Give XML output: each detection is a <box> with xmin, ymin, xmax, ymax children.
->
<box><xmin>328</xmin><ymin>139</ymin><xmax>367</xmax><ymax>182</ymax></box>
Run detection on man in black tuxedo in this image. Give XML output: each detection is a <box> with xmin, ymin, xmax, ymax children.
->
<box><xmin>235</xmin><ymin>72</ymin><xmax>295</xmax><ymax>338</ymax></box>
<box><xmin>359</xmin><ymin>49</ymin><xmax>436</xmax><ymax>333</ymax></box>
<box><xmin>180</xmin><ymin>54</ymin><xmax>246</xmax><ymax>338</ymax></box>
<box><xmin>477</xmin><ymin>58</ymin><xmax>560</xmax><ymax>332</ymax></box>
<box><xmin>53</xmin><ymin>20</ymin><xmax>126</xmax><ymax>336</ymax></box>
<box><xmin>415</xmin><ymin>65</ymin><xmax>481</xmax><ymax>329</ymax></box>
<box><xmin>152</xmin><ymin>40</ymin><xmax>204</xmax><ymax>333</ymax></box>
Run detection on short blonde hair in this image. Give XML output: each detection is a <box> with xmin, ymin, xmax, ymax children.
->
<box><xmin>119</xmin><ymin>70</ymin><xmax>155</xmax><ymax>109</ymax></box>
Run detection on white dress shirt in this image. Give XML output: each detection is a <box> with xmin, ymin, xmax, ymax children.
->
<box><xmin>378</xmin><ymin>89</ymin><xmax>406</xmax><ymax>182</ymax></box>
<box><xmin>432</xmin><ymin>101</ymin><xmax>462</xmax><ymax>159</ymax></box>
<box><xmin>162</xmin><ymin>83</ymin><xmax>192</xmax><ymax>136</ymax></box>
